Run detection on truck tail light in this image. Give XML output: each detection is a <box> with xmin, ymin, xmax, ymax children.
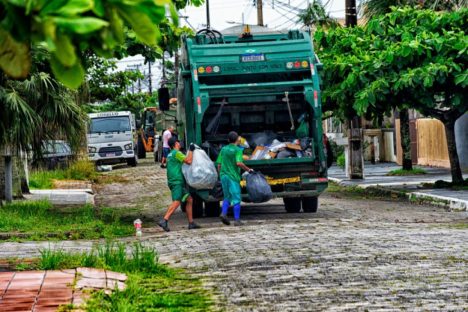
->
<box><xmin>206</xmin><ymin>66</ymin><xmax>213</xmax><ymax>74</ymax></box>
<box><xmin>301</xmin><ymin>61</ymin><xmax>308</xmax><ymax>68</ymax></box>
<box><xmin>294</xmin><ymin>61</ymin><xmax>300</xmax><ymax>68</ymax></box>
<box><xmin>197</xmin><ymin>97</ymin><xmax>201</xmax><ymax>114</ymax></box>
<box><xmin>198</xmin><ymin>66</ymin><xmax>205</xmax><ymax>74</ymax></box>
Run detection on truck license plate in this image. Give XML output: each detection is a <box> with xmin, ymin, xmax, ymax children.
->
<box><xmin>106</xmin><ymin>153</ymin><xmax>115</xmax><ymax>157</ymax></box>
<box><xmin>241</xmin><ymin>53</ymin><xmax>265</xmax><ymax>62</ymax></box>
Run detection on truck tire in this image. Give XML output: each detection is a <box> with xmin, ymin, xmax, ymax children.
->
<box><xmin>284</xmin><ymin>198</ymin><xmax>301</xmax><ymax>213</ymax></box>
<box><xmin>302</xmin><ymin>196</ymin><xmax>318</xmax><ymax>213</ymax></box>
<box><xmin>205</xmin><ymin>201</ymin><xmax>220</xmax><ymax>217</ymax></box>
<box><xmin>137</xmin><ymin>138</ymin><xmax>146</xmax><ymax>159</ymax></box>
<box><xmin>192</xmin><ymin>196</ymin><xmax>204</xmax><ymax>218</ymax></box>
<box><xmin>127</xmin><ymin>156</ymin><xmax>137</xmax><ymax>167</ymax></box>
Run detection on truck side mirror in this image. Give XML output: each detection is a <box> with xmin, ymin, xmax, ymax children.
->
<box><xmin>158</xmin><ymin>87</ymin><xmax>170</xmax><ymax>111</ymax></box>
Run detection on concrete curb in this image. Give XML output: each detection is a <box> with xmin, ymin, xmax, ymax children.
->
<box><xmin>328</xmin><ymin>177</ymin><xmax>467</xmax><ymax>212</ymax></box>
<box><xmin>25</xmin><ymin>189</ymin><xmax>95</xmax><ymax>206</ymax></box>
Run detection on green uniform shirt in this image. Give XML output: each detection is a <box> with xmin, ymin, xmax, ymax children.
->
<box><xmin>167</xmin><ymin>149</ymin><xmax>186</xmax><ymax>185</ymax></box>
<box><xmin>216</xmin><ymin>144</ymin><xmax>243</xmax><ymax>182</ymax></box>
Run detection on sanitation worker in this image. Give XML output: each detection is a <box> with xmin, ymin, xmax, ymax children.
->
<box><xmin>158</xmin><ymin>137</ymin><xmax>201</xmax><ymax>231</ymax></box>
<box><xmin>160</xmin><ymin>125</ymin><xmax>174</xmax><ymax>169</ymax></box>
<box><xmin>217</xmin><ymin>131</ymin><xmax>253</xmax><ymax>226</ymax></box>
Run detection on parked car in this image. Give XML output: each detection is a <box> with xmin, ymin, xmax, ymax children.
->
<box><xmin>33</xmin><ymin>140</ymin><xmax>73</xmax><ymax>170</ymax></box>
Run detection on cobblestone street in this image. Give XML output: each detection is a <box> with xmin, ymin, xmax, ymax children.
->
<box><xmin>1</xmin><ymin>159</ymin><xmax>467</xmax><ymax>311</ymax></box>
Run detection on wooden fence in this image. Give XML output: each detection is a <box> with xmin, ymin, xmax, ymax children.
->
<box><xmin>416</xmin><ymin>118</ymin><xmax>450</xmax><ymax>167</ymax></box>
<box><xmin>396</xmin><ymin>118</ymin><xmax>450</xmax><ymax>168</ymax></box>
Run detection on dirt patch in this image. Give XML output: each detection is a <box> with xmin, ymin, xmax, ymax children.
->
<box><xmin>93</xmin><ymin>158</ymin><xmax>172</xmax><ymax>220</ymax></box>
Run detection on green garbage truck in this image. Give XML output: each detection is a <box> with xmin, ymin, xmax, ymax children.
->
<box><xmin>177</xmin><ymin>27</ymin><xmax>328</xmax><ymax>217</ymax></box>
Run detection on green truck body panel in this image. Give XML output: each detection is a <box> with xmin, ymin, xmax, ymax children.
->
<box><xmin>178</xmin><ymin>29</ymin><xmax>328</xmax><ymax>202</ymax></box>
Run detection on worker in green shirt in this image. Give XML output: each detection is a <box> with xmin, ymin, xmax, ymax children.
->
<box><xmin>158</xmin><ymin>137</ymin><xmax>201</xmax><ymax>232</ymax></box>
<box><xmin>217</xmin><ymin>131</ymin><xmax>253</xmax><ymax>226</ymax></box>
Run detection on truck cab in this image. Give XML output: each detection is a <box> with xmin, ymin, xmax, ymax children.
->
<box><xmin>178</xmin><ymin>27</ymin><xmax>328</xmax><ymax>216</ymax></box>
<box><xmin>87</xmin><ymin>111</ymin><xmax>138</xmax><ymax>167</ymax></box>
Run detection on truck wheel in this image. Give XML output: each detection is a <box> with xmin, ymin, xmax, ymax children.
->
<box><xmin>302</xmin><ymin>196</ymin><xmax>318</xmax><ymax>213</ymax></box>
<box><xmin>284</xmin><ymin>198</ymin><xmax>301</xmax><ymax>213</ymax></box>
<box><xmin>205</xmin><ymin>201</ymin><xmax>220</xmax><ymax>217</ymax></box>
<box><xmin>192</xmin><ymin>196</ymin><xmax>204</xmax><ymax>218</ymax></box>
<box><xmin>137</xmin><ymin>138</ymin><xmax>146</xmax><ymax>159</ymax></box>
<box><xmin>127</xmin><ymin>156</ymin><xmax>137</xmax><ymax>167</ymax></box>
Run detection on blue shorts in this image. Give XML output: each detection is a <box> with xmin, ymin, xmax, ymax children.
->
<box><xmin>221</xmin><ymin>175</ymin><xmax>241</xmax><ymax>206</ymax></box>
<box><xmin>163</xmin><ymin>147</ymin><xmax>171</xmax><ymax>158</ymax></box>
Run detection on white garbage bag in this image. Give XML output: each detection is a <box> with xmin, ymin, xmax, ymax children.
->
<box><xmin>182</xmin><ymin>147</ymin><xmax>218</xmax><ymax>190</ymax></box>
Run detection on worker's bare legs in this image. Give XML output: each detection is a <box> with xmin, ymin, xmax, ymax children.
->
<box><xmin>158</xmin><ymin>200</ymin><xmax>180</xmax><ymax>232</ymax></box>
<box><xmin>164</xmin><ymin>200</ymin><xmax>181</xmax><ymax>220</ymax></box>
<box><xmin>158</xmin><ymin>197</ymin><xmax>201</xmax><ymax>231</ymax></box>
<box><xmin>184</xmin><ymin>196</ymin><xmax>194</xmax><ymax>223</ymax></box>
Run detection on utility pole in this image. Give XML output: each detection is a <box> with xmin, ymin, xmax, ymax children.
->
<box><xmin>345</xmin><ymin>0</ymin><xmax>357</xmax><ymax>27</ymax></box>
<box><xmin>148</xmin><ymin>61</ymin><xmax>152</xmax><ymax>95</ymax></box>
<box><xmin>206</xmin><ymin>0</ymin><xmax>211</xmax><ymax>29</ymax></box>
<box><xmin>256</xmin><ymin>0</ymin><xmax>264</xmax><ymax>26</ymax></box>
<box><xmin>345</xmin><ymin>0</ymin><xmax>363</xmax><ymax>179</ymax></box>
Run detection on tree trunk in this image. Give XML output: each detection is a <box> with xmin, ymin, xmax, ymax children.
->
<box><xmin>443</xmin><ymin>119</ymin><xmax>464</xmax><ymax>184</ymax></box>
<box><xmin>5</xmin><ymin>156</ymin><xmax>13</xmax><ymax>203</ymax></box>
<box><xmin>399</xmin><ymin>109</ymin><xmax>413</xmax><ymax>171</ymax></box>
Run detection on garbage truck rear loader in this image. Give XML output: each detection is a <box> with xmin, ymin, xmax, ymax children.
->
<box><xmin>178</xmin><ymin>28</ymin><xmax>328</xmax><ymax>217</ymax></box>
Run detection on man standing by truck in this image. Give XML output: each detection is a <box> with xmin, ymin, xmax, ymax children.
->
<box><xmin>217</xmin><ymin>131</ymin><xmax>253</xmax><ymax>226</ymax></box>
<box><xmin>160</xmin><ymin>126</ymin><xmax>174</xmax><ymax>168</ymax></box>
<box><xmin>158</xmin><ymin>137</ymin><xmax>201</xmax><ymax>231</ymax></box>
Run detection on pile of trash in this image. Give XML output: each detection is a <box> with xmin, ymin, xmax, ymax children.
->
<box><xmin>249</xmin><ymin>137</ymin><xmax>314</xmax><ymax>160</ymax></box>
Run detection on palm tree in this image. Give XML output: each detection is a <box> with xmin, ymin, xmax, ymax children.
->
<box><xmin>0</xmin><ymin>53</ymin><xmax>86</xmax><ymax>202</ymax></box>
<box><xmin>298</xmin><ymin>0</ymin><xmax>339</xmax><ymax>29</ymax></box>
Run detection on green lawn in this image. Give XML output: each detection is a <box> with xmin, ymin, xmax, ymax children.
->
<box><xmin>0</xmin><ymin>200</ymin><xmax>134</xmax><ymax>241</ymax></box>
<box><xmin>31</xmin><ymin>242</ymin><xmax>213</xmax><ymax>311</ymax></box>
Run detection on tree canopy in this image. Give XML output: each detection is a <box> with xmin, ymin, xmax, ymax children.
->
<box><xmin>315</xmin><ymin>7</ymin><xmax>467</xmax><ymax>120</ymax></box>
<box><xmin>315</xmin><ymin>7</ymin><xmax>467</xmax><ymax>182</ymax></box>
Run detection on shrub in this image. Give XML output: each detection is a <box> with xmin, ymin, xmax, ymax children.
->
<box><xmin>337</xmin><ymin>153</ymin><xmax>345</xmax><ymax>168</ymax></box>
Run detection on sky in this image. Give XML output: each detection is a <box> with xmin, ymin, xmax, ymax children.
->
<box><xmin>181</xmin><ymin>0</ymin><xmax>348</xmax><ymax>31</ymax></box>
<box><xmin>118</xmin><ymin>0</ymin><xmax>353</xmax><ymax>93</ymax></box>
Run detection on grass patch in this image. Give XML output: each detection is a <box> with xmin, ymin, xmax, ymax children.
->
<box><xmin>326</xmin><ymin>181</ymin><xmax>407</xmax><ymax>200</ymax></box>
<box><xmin>35</xmin><ymin>242</ymin><xmax>213</xmax><ymax>311</ymax></box>
<box><xmin>422</xmin><ymin>179</ymin><xmax>468</xmax><ymax>191</ymax></box>
<box><xmin>30</xmin><ymin>160</ymin><xmax>97</xmax><ymax>189</ymax></box>
<box><xmin>0</xmin><ymin>200</ymin><xmax>133</xmax><ymax>241</ymax></box>
<box><xmin>387</xmin><ymin>167</ymin><xmax>427</xmax><ymax>176</ymax></box>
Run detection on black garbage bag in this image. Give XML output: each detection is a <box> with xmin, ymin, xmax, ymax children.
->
<box><xmin>209</xmin><ymin>180</ymin><xmax>224</xmax><ymax>199</ymax></box>
<box><xmin>246</xmin><ymin>171</ymin><xmax>273</xmax><ymax>203</ymax></box>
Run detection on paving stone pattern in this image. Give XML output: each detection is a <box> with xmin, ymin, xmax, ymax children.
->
<box><xmin>144</xmin><ymin>220</ymin><xmax>468</xmax><ymax>312</ymax></box>
<box><xmin>1</xmin><ymin>159</ymin><xmax>467</xmax><ymax>311</ymax></box>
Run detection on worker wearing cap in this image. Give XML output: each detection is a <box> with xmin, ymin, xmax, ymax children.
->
<box><xmin>158</xmin><ymin>137</ymin><xmax>201</xmax><ymax>231</ymax></box>
<box><xmin>217</xmin><ymin>131</ymin><xmax>253</xmax><ymax>226</ymax></box>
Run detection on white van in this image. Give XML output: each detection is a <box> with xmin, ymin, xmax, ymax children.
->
<box><xmin>87</xmin><ymin>111</ymin><xmax>138</xmax><ymax>167</ymax></box>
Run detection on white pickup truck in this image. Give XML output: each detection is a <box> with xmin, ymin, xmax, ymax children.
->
<box><xmin>87</xmin><ymin>111</ymin><xmax>138</xmax><ymax>167</ymax></box>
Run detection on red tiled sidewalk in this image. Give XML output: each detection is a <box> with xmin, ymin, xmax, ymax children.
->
<box><xmin>0</xmin><ymin>268</ymin><xmax>127</xmax><ymax>312</ymax></box>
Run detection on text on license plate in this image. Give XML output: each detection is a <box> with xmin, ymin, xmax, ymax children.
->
<box><xmin>241</xmin><ymin>53</ymin><xmax>265</xmax><ymax>62</ymax></box>
<box><xmin>106</xmin><ymin>153</ymin><xmax>115</xmax><ymax>157</ymax></box>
